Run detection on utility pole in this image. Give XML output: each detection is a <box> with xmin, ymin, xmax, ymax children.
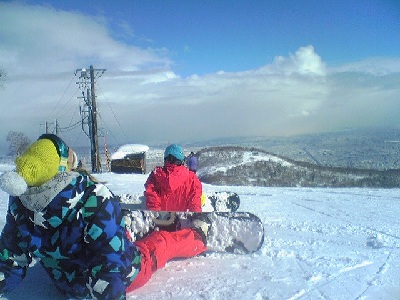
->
<box><xmin>43</xmin><ymin>120</ymin><xmax>58</xmax><ymax>134</ymax></box>
<box><xmin>75</xmin><ymin>65</ymin><xmax>106</xmax><ymax>173</ymax></box>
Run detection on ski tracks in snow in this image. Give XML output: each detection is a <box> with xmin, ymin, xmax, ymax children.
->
<box><xmin>252</xmin><ymin>187</ymin><xmax>400</xmax><ymax>300</ymax></box>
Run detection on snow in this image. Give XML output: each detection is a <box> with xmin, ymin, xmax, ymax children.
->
<box><xmin>0</xmin><ymin>165</ymin><xmax>399</xmax><ymax>299</ymax></box>
<box><xmin>110</xmin><ymin>144</ymin><xmax>149</xmax><ymax>160</ymax></box>
<box><xmin>241</xmin><ymin>150</ymin><xmax>293</xmax><ymax>167</ymax></box>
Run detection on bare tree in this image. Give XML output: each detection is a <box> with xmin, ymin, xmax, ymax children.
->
<box><xmin>0</xmin><ymin>67</ymin><xmax>6</xmax><ymax>90</ymax></box>
<box><xmin>6</xmin><ymin>131</ymin><xmax>31</xmax><ymax>156</ymax></box>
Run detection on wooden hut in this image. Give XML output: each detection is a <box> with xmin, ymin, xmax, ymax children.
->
<box><xmin>110</xmin><ymin>144</ymin><xmax>149</xmax><ymax>174</ymax></box>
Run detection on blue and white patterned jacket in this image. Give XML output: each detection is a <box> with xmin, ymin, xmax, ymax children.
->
<box><xmin>0</xmin><ymin>172</ymin><xmax>141</xmax><ymax>299</ymax></box>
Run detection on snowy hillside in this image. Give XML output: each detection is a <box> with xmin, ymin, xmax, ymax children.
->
<box><xmin>0</xmin><ymin>162</ymin><xmax>399</xmax><ymax>299</ymax></box>
<box><xmin>197</xmin><ymin>146</ymin><xmax>400</xmax><ymax>188</ymax></box>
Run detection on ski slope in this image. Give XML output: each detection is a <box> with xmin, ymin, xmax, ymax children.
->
<box><xmin>0</xmin><ymin>165</ymin><xmax>399</xmax><ymax>299</ymax></box>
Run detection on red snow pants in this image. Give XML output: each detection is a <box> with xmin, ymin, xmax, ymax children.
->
<box><xmin>126</xmin><ymin>228</ymin><xmax>207</xmax><ymax>292</ymax></box>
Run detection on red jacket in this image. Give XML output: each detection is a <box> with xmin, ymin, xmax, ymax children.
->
<box><xmin>144</xmin><ymin>164</ymin><xmax>202</xmax><ymax>212</ymax></box>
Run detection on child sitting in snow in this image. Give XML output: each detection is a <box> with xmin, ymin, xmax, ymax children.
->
<box><xmin>0</xmin><ymin>134</ymin><xmax>209</xmax><ymax>299</ymax></box>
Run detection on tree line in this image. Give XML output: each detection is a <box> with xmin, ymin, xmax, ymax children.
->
<box><xmin>197</xmin><ymin>146</ymin><xmax>400</xmax><ymax>188</ymax></box>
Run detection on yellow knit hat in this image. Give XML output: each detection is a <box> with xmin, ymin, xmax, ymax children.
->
<box><xmin>15</xmin><ymin>139</ymin><xmax>61</xmax><ymax>187</ymax></box>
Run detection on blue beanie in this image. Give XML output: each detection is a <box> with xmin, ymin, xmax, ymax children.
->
<box><xmin>164</xmin><ymin>144</ymin><xmax>184</xmax><ymax>161</ymax></box>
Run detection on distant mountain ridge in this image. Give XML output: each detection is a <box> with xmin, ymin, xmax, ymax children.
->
<box><xmin>188</xmin><ymin>127</ymin><xmax>400</xmax><ymax>171</ymax></box>
<box><xmin>197</xmin><ymin>146</ymin><xmax>400</xmax><ymax>188</ymax></box>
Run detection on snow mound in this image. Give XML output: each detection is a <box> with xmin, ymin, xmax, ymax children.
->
<box><xmin>111</xmin><ymin>144</ymin><xmax>149</xmax><ymax>159</ymax></box>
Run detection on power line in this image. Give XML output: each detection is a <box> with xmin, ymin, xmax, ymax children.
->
<box><xmin>96</xmin><ymin>85</ymin><xmax>130</xmax><ymax>146</ymax></box>
<box><xmin>45</xmin><ymin>74</ymin><xmax>76</xmax><ymax>120</ymax></box>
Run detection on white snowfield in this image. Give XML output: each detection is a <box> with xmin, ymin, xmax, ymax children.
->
<box><xmin>0</xmin><ymin>167</ymin><xmax>399</xmax><ymax>299</ymax></box>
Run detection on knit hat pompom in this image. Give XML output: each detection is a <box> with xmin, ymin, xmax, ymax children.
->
<box><xmin>15</xmin><ymin>138</ymin><xmax>60</xmax><ymax>187</ymax></box>
<box><xmin>0</xmin><ymin>171</ymin><xmax>28</xmax><ymax>196</ymax></box>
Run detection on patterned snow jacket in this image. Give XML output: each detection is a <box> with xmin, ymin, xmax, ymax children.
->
<box><xmin>0</xmin><ymin>172</ymin><xmax>141</xmax><ymax>299</ymax></box>
<box><xmin>144</xmin><ymin>164</ymin><xmax>202</xmax><ymax>212</ymax></box>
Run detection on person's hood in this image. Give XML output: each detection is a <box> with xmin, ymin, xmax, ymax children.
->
<box><xmin>19</xmin><ymin>172</ymin><xmax>79</xmax><ymax>212</ymax></box>
<box><xmin>152</xmin><ymin>164</ymin><xmax>190</xmax><ymax>194</ymax></box>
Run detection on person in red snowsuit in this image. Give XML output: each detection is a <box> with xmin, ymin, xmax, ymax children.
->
<box><xmin>145</xmin><ymin>144</ymin><xmax>202</xmax><ymax>212</ymax></box>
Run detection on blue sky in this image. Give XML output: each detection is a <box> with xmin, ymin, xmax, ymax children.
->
<box><xmin>0</xmin><ymin>0</ymin><xmax>399</xmax><ymax>153</ymax></box>
<box><xmin>30</xmin><ymin>0</ymin><xmax>399</xmax><ymax>76</ymax></box>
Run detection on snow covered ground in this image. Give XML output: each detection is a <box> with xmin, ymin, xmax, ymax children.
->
<box><xmin>0</xmin><ymin>164</ymin><xmax>399</xmax><ymax>299</ymax></box>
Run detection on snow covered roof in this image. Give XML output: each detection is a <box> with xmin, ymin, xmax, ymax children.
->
<box><xmin>111</xmin><ymin>144</ymin><xmax>149</xmax><ymax>160</ymax></box>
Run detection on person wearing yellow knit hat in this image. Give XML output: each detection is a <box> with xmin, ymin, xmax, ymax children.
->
<box><xmin>0</xmin><ymin>134</ymin><xmax>208</xmax><ymax>299</ymax></box>
<box><xmin>0</xmin><ymin>134</ymin><xmax>72</xmax><ymax>196</ymax></box>
<box><xmin>17</xmin><ymin>134</ymin><xmax>69</xmax><ymax>184</ymax></box>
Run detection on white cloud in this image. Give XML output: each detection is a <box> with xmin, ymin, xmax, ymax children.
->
<box><xmin>260</xmin><ymin>45</ymin><xmax>327</xmax><ymax>76</ymax></box>
<box><xmin>330</xmin><ymin>57</ymin><xmax>400</xmax><ymax>76</ymax></box>
<box><xmin>0</xmin><ymin>2</ymin><xmax>172</xmax><ymax>76</ymax></box>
